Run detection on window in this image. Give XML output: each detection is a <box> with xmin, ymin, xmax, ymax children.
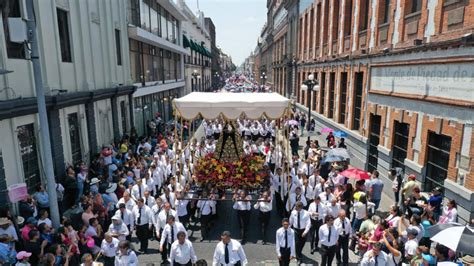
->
<box><xmin>332</xmin><ymin>0</ymin><xmax>340</xmax><ymax>43</ymax></box>
<box><xmin>161</xmin><ymin>10</ymin><xmax>167</xmax><ymax>40</ymax></box>
<box><xmin>323</xmin><ymin>1</ymin><xmax>330</xmax><ymax>44</ymax></box>
<box><xmin>344</xmin><ymin>0</ymin><xmax>353</xmax><ymax>36</ymax></box>
<box><xmin>120</xmin><ymin>101</ymin><xmax>127</xmax><ymax>134</ymax></box>
<box><xmin>424</xmin><ymin>131</ymin><xmax>451</xmax><ymax>191</ymax></box>
<box><xmin>367</xmin><ymin>114</ymin><xmax>381</xmax><ymax>173</ymax></box>
<box><xmin>410</xmin><ymin>0</ymin><xmax>422</xmax><ymax>14</ymax></box>
<box><xmin>68</xmin><ymin>113</ymin><xmax>82</xmax><ymax>164</ymax></box>
<box><xmin>328</xmin><ymin>72</ymin><xmax>335</xmax><ymax>119</ymax></box>
<box><xmin>315</xmin><ymin>3</ymin><xmax>321</xmax><ymax>46</ymax></box>
<box><xmin>352</xmin><ymin>72</ymin><xmax>364</xmax><ymax>130</ymax></box>
<box><xmin>129</xmin><ymin>39</ymin><xmax>142</xmax><ymax>84</ymax></box>
<box><xmin>2</xmin><ymin>0</ymin><xmax>26</xmax><ymax>59</ymax></box>
<box><xmin>115</xmin><ymin>29</ymin><xmax>122</xmax><ymax>65</ymax></box>
<box><xmin>319</xmin><ymin>72</ymin><xmax>326</xmax><ymax>114</ymax></box>
<box><xmin>17</xmin><ymin>124</ymin><xmax>41</xmax><ymax>192</ymax></box>
<box><xmin>339</xmin><ymin>72</ymin><xmax>348</xmax><ymax>123</ymax></box>
<box><xmin>391</xmin><ymin>121</ymin><xmax>409</xmax><ymax>171</ymax></box>
<box><xmin>129</xmin><ymin>0</ymin><xmax>140</xmax><ymax>26</ymax></box>
<box><xmin>309</xmin><ymin>8</ymin><xmax>314</xmax><ymax>49</ymax></box>
<box><xmin>57</xmin><ymin>9</ymin><xmax>72</xmax><ymax>62</ymax></box>
<box><xmin>141</xmin><ymin>0</ymin><xmax>151</xmax><ymax>31</ymax></box>
<box><xmin>150</xmin><ymin>2</ymin><xmax>159</xmax><ymax>35</ymax></box>
<box><xmin>380</xmin><ymin>0</ymin><xmax>391</xmax><ymax>24</ymax></box>
<box><xmin>359</xmin><ymin>0</ymin><xmax>370</xmax><ymax>31</ymax></box>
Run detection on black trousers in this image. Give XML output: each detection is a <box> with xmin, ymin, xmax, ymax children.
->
<box><xmin>179</xmin><ymin>214</ymin><xmax>189</xmax><ymax>228</ymax></box>
<box><xmin>336</xmin><ymin>235</ymin><xmax>350</xmax><ymax>264</ymax></box>
<box><xmin>310</xmin><ymin>219</ymin><xmax>322</xmax><ymax>250</ymax></box>
<box><xmin>237</xmin><ymin>210</ymin><xmax>251</xmax><ymax>241</ymax></box>
<box><xmin>221</xmin><ymin>261</ymin><xmax>241</xmax><ymax>266</ymax></box>
<box><xmin>293</xmin><ymin>228</ymin><xmax>307</xmax><ymax>259</ymax></box>
<box><xmin>279</xmin><ymin>247</ymin><xmax>291</xmax><ymax>266</ymax></box>
<box><xmin>200</xmin><ymin>214</ymin><xmax>211</xmax><ymax>239</ymax></box>
<box><xmin>275</xmin><ymin>192</ymin><xmax>284</xmax><ymax>217</ymax></box>
<box><xmin>103</xmin><ymin>256</ymin><xmax>115</xmax><ymax>266</ymax></box>
<box><xmin>173</xmin><ymin>260</ymin><xmax>191</xmax><ymax>266</ymax></box>
<box><xmin>136</xmin><ymin>224</ymin><xmax>150</xmax><ymax>251</ymax></box>
<box><xmin>161</xmin><ymin>241</ymin><xmax>171</xmax><ymax>262</ymax></box>
<box><xmin>126</xmin><ymin>224</ymin><xmax>132</xmax><ymax>241</ymax></box>
<box><xmin>259</xmin><ymin>211</ymin><xmax>271</xmax><ymax>242</ymax></box>
<box><xmin>320</xmin><ymin>244</ymin><xmax>336</xmax><ymax>266</ymax></box>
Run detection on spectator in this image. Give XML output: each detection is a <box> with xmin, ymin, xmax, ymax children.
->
<box><xmin>368</xmin><ymin>170</ymin><xmax>384</xmax><ymax>210</ymax></box>
<box><xmin>33</xmin><ymin>185</ymin><xmax>49</xmax><ymax>212</ymax></box>
<box><xmin>439</xmin><ymin>199</ymin><xmax>458</xmax><ymax>224</ymax></box>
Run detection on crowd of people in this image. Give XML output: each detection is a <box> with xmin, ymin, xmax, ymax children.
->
<box><xmin>0</xmin><ymin>108</ymin><xmax>471</xmax><ymax>266</ymax></box>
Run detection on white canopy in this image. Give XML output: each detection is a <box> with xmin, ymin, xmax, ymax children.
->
<box><xmin>173</xmin><ymin>92</ymin><xmax>291</xmax><ymax>120</ymax></box>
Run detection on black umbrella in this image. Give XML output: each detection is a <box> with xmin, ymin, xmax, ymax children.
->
<box><xmin>431</xmin><ymin>225</ymin><xmax>474</xmax><ymax>255</ymax></box>
<box><xmin>427</xmin><ymin>222</ymin><xmax>462</xmax><ymax>237</ymax></box>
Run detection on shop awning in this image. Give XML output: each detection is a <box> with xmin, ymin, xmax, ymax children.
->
<box><xmin>183</xmin><ymin>34</ymin><xmax>190</xmax><ymax>49</ymax></box>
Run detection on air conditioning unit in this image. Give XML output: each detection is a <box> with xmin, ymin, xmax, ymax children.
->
<box><xmin>7</xmin><ymin>18</ymin><xmax>27</xmax><ymax>43</ymax></box>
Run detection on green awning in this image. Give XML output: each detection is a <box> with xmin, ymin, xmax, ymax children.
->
<box><xmin>189</xmin><ymin>40</ymin><xmax>198</xmax><ymax>52</ymax></box>
<box><xmin>183</xmin><ymin>35</ymin><xmax>190</xmax><ymax>49</ymax></box>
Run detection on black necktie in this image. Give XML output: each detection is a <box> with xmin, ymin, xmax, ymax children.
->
<box><xmin>278</xmin><ymin>176</ymin><xmax>281</xmax><ymax>193</ymax></box>
<box><xmin>137</xmin><ymin>207</ymin><xmax>142</xmax><ymax>225</ymax></box>
<box><xmin>342</xmin><ymin>219</ymin><xmax>346</xmax><ymax>235</ymax></box>
<box><xmin>224</xmin><ymin>243</ymin><xmax>229</xmax><ymax>264</ymax></box>
<box><xmin>139</xmin><ymin>185</ymin><xmax>142</xmax><ymax>199</ymax></box>
<box><xmin>304</xmin><ymin>186</ymin><xmax>307</xmax><ymax>198</ymax></box>
<box><xmin>328</xmin><ymin>226</ymin><xmax>332</xmax><ymax>242</ymax></box>
<box><xmin>284</xmin><ymin>229</ymin><xmax>288</xmax><ymax>248</ymax></box>
<box><xmin>374</xmin><ymin>255</ymin><xmax>378</xmax><ymax>266</ymax></box>
<box><xmin>145</xmin><ymin>197</ymin><xmax>148</xmax><ymax>206</ymax></box>
<box><xmin>297</xmin><ymin>211</ymin><xmax>301</xmax><ymax>229</ymax></box>
<box><xmin>121</xmin><ymin>211</ymin><xmax>124</xmax><ymax>221</ymax></box>
<box><xmin>171</xmin><ymin>224</ymin><xmax>174</xmax><ymax>243</ymax></box>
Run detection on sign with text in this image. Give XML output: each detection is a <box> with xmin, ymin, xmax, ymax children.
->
<box><xmin>8</xmin><ymin>183</ymin><xmax>28</xmax><ymax>203</ymax></box>
<box><xmin>370</xmin><ymin>62</ymin><xmax>474</xmax><ymax>102</ymax></box>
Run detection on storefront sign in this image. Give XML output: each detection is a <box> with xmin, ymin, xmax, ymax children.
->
<box><xmin>370</xmin><ymin>62</ymin><xmax>474</xmax><ymax>102</ymax></box>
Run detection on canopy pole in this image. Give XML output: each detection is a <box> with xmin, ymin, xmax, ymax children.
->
<box><xmin>180</xmin><ymin>116</ymin><xmax>184</xmax><ymax>174</ymax></box>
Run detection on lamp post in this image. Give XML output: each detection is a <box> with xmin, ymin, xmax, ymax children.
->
<box><xmin>300</xmin><ymin>73</ymin><xmax>319</xmax><ymax>133</ymax></box>
<box><xmin>191</xmin><ymin>70</ymin><xmax>201</xmax><ymax>92</ymax></box>
<box><xmin>260</xmin><ymin>71</ymin><xmax>267</xmax><ymax>92</ymax></box>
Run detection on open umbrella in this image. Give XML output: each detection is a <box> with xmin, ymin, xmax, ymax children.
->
<box><xmin>430</xmin><ymin>225</ymin><xmax>474</xmax><ymax>255</ymax></box>
<box><xmin>287</xmin><ymin>120</ymin><xmax>299</xmax><ymax>126</ymax></box>
<box><xmin>321</xmin><ymin>155</ymin><xmax>345</xmax><ymax>163</ymax></box>
<box><xmin>321</xmin><ymin>127</ymin><xmax>334</xmax><ymax>133</ymax></box>
<box><xmin>326</xmin><ymin>148</ymin><xmax>352</xmax><ymax>160</ymax></box>
<box><xmin>333</xmin><ymin>131</ymin><xmax>348</xmax><ymax>138</ymax></box>
<box><xmin>340</xmin><ymin>168</ymin><xmax>371</xmax><ymax>180</ymax></box>
<box><xmin>427</xmin><ymin>222</ymin><xmax>462</xmax><ymax>237</ymax></box>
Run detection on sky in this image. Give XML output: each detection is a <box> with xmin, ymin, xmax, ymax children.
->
<box><xmin>184</xmin><ymin>0</ymin><xmax>267</xmax><ymax>65</ymax></box>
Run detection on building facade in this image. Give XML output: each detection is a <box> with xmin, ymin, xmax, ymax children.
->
<box><xmin>0</xmin><ymin>0</ymin><xmax>133</xmax><ymax>197</ymax></box>
<box><xmin>176</xmin><ymin>0</ymin><xmax>212</xmax><ymax>93</ymax></box>
<box><xmin>128</xmin><ymin>0</ymin><xmax>187</xmax><ymax>136</ymax></box>
<box><xmin>204</xmin><ymin>17</ymin><xmax>221</xmax><ymax>90</ymax></box>
<box><xmin>293</xmin><ymin>0</ymin><xmax>474</xmax><ymax>222</ymax></box>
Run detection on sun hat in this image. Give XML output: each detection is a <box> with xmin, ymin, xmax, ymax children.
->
<box><xmin>90</xmin><ymin>177</ymin><xmax>100</xmax><ymax>185</ymax></box>
<box><xmin>105</xmin><ymin>183</ymin><xmax>117</xmax><ymax>193</ymax></box>
<box><xmin>0</xmin><ymin>217</ymin><xmax>10</xmax><ymax>226</ymax></box>
<box><xmin>16</xmin><ymin>251</ymin><xmax>32</xmax><ymax>260</ymax></box>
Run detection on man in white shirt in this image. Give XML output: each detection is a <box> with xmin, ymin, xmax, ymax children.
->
<box><xmin>116</xmin><ymin>192</ymin><xmax>137</xmax><ymax>212</ymax></box>
<box><xmin>286</xmin><ymin>187</ymin><xmax>307</xmax><ymax>213</ymax></box>
<box><xmin>197</xmin><ymin>191</ymin><xmax>216</xmax><ymax>242</ymax></box>
<box><xmin>289</xmin><ymin>202</ymin><xmax>311</xmax><ymax>263</ymax></box>
<box><xmin>115</xmin><ymin>203</ymin><xmax>134</xmax><ymax>241</ymax></box>
<box><xmin>334</xmin><ymin>210</ymin><xmax>352</xmax><ymax>265</ymax></box>
<box><xmin>175</xmin><ymin>192</ymin><xmax>190</xmax><ymax>228</ymax></box>
<box><xmin>143</xmin><ymin>191</ymin><xmax>155</xmax><ymax>208</ymax></box>
<box><xmin>271</xmin><ymin>167</ymin><xmax>286</xmax><ymax>217</ymax></box>
<box><xmin>212</xmin><ymin>231</ymin><xmax>248</xmax><ymax>266</ymax></box>
<box><xmin>232</xmin><ymin>190</ymin><xmax>252</xmax><ymax>244</ymax></box>
<box><xmin>319</xmin><ymin>215</ymin><xmax>339</xmax><ymax>266</ymax></box>
<box><xmin>404</xmin><ymin>228</ymin><xmax>419</xmax><ymax>262</ymax></box>
<box><xmin>253</xmin><ymin>191</ymin><xmax>272</xmax><ymax>244</ymax></box>
<box><xmin>160</xmin><ymin>215</ymin><xmax>187</xmax><ymax>263</ymax></box>
<box><xmin>155</xmin><ymin>202</ymin><xmax>180</xmax><ymax>240</ymax></box>
<box><xmin>161</xmin><ymin>187</ymin><xmax>177</xmax><ymax>209</ymax></box>
<box><xmin>132</xmin><ymin>198</ymin><xmax>153</xmax><ymax>253</ymax></box>
<box><xmin>100</xmin><ymin>233</ymin><xmax>119</xmax><ymax>266</ymax></box>
<box><xmin>360</xmin><ymin>242</ymin><xmax>388</xmax><ymax>266</ymax></box>
<box><xmin>131</xmin><ymin>178</ymin><xmax>147</xmax><ymax>201</ymax></box>
<box><xmin>308</xmin><ymin>196</ymin><xmax>325</xmax><ymax>253</ymax></box>
<box><xmin>170</xmin><ymin>231</ymin><xmax>197</xmax><ymax>266</ymax></box>
<box><xmin>325</xmin><ymin>198</ymin><xmax>341</xmax><ymax>218</ymax></box>
<box><xmin>275</xmin><ymin>218</ymin><xmax>295</xmax><ymax>266</ymax></box>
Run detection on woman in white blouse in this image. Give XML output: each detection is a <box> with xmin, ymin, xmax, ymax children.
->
<box><xmin>439</xmin><ymin>199</ymin><xmax>458</xmax><ymax>224</ymax></box>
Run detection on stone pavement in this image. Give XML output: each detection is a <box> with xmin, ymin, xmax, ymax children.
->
<box><xmin>137</xmin><ymin>127</ymin><xmax>394</xmax><ymax>265</ymax></box>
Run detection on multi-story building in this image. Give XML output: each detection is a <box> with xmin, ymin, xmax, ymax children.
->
<box><xmin>294</xmin><ymin>0</ymin><xmax>474</xmax><ymax>222</ymax></box>
<box><xmin>204</xmin><ymin>17</ymin><xmax>220</xmax><ymax>90</ymax></box>
<box><xmin>128</xmin><ymin>0</ymin><xmax>187</xmax><ymax>136</ymax></box>
<box><xmin>0</xmin><ymin>0</ymin><xmax>133</xmax><ymax>197</ymax></box>
<box><xmin>272</xmin><ymin>1</ymin><xmax>288</xmax><ymax>96</ymax></box>
<box><xmin>176</xmin><ymin>0</ymin><xmax>212</xmax><ymax>93</ymax></box>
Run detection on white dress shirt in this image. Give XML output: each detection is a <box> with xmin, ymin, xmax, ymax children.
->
<box><xmin>107</xmin><ymin>222</ymin><xmax>129</xmax><ymax>241</ymax></box>
<box><xmin>334</xmin><ymin>217</ymin><xmax>352</xmax><ymax>236</ymax></box>
<box><xmin>116</xmin><ymin>198</ymin><xmax>136</xmax><ymax>212</ymax></box>
<box><xmin>275</xmin><ymin>227</ymin><xmax>296</xmax><ymax>257</ymax></box>
<box><xmin>325</xmin><ymin>203</ymin><xmax>341</xmax><ymax>218</ymax></box>
<box><xmin>286</xmin><ymin>193</ymin><xmax>307</xmax><ymax>212</ymax></box>
<box><xmin>114</xmin><ymin>209</ymin><xmax>135</xmax><ymax>228</ymax></box>
<box><xmin>233</xmin><ymin>197</ymin><xmax>251</xmax><ymax>211</ymax></box>
<box><xmin>289</xmin><ymin>209</ymin><xmax>311</xmax><ymax>235</ymax></box>
<box><xmin>143</xmin><ymin>195</ymin><xmax>155</xmax><ymax>208</ymax></box>
<box><xmin>151</xmin><ymin>204</ymin><xmax>163</xmax><ymax>229</ymax></box>
<box><xmin>114</xmin><ymin>250</ymin><xmax>138</xmax><ymax>266</ymax></box>
<box><xmin>302</xmin><ymin>185</ymin><xmax>314</xmax><ymax>200</ymax></box>
<box><xmin>156</xmin><ymin>209</ymin><xmax>180</xmax><ymax>232</ymax></box>
<box><xmin>212</xmin><ymin>239</ymin><xmax>248</xmax><ymax>266</ymax></box>
<box><xmin>100</xmin><ymin>237</ymin><xmax>119</xmax><ymax>257</ymax></box>
<box><xmin>160</xmin><ymin>193</ymin><xmax>177</xmax><ymax>208</ymax></box>
<box><xmin>170</xmin><ymin>239</ymin><xmax>197</xmax><ymax>265</ymax></box>
<box><xmin>175</xmin><ymin>199</ymin><xmax>190</xmax><ymax>217</ymax></box>
<box><xmin>197</xmin><ymin>199</ymin><xmax>216</xmax><ymax>215</ymax></box>
<box><xmin>319</xmin><ymin>223</ymin><xmax>339</xmax><ymax>247</ymax></box>
<box><xmin>308</xmin><ymin>201</ymin><xmax>326</xmax><ymax>221</ymax></box>
<box><xmin>131</xmin><ymin>183</ymin><xmax>147</xmax><ymax>200</ymax></box>
<box><xmin>253</xmin><ymin>198</ymin><xmax>272</xmax><ymax>212</ymax></box>
<box><xmin>160</xmin><ymin>221</ymin><xmax>187</xmax><ymax>246</ymax></box>
<box><xmin>132</xmin><ymin>205</ymin><xmax>153</xmax><ymax>226</ymax></box>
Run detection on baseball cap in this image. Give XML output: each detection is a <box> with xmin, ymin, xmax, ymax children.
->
<box><xmin>421</xmin><ymin>253</ymin><xmax>436</xmax><ymax>264</ymax></box>
<box><xmin>407</xmin><ymin>228</ymin><xmax>418</xmax><ymax>237</ymax></box>
<box><xmin>16</xmin><ymin>251</ymin><xmax>32</xmax><ymax>260</ymax></box>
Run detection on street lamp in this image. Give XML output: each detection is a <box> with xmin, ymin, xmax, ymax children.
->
<box><xmin>300</xmin><ymin>73</ymin><xmax>319</xmax><ymax>133</ymax></box>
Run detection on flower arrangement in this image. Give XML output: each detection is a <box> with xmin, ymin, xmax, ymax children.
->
<box><xmin>194</xmin><ymin>153</ymin><xmax>269</xmax><ymax>189</ymax></box>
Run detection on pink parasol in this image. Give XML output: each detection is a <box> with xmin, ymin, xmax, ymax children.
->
<box><xmin>340</xmin><ymin>168</ymin><xmax>371</xmax><ymax>180</ymax></box>
<box><xmin>321</xmin><ymin>127</ymin><xmax>334</xmax><ymax>133</ymax></box>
